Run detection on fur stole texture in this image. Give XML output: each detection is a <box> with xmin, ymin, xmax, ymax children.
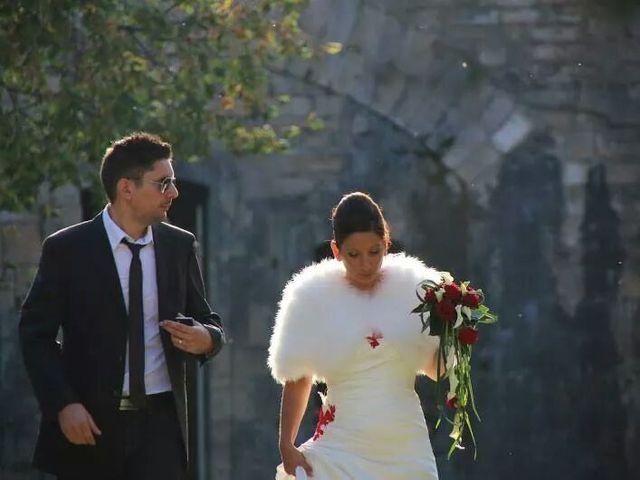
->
<box><xmin>268</xmin><ymin>253</ymin><xmax>442</xmax><ymax>384</ymax></box>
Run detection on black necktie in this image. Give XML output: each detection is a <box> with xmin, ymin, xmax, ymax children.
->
<box><xmin>122</xmin><ymin>239</ymin><xmax>146</xmax><ymax>407</ymax></box>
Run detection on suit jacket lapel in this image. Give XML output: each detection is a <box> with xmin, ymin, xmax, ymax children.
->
<box><xmin>152</xmin><ymin>223</ymin><xmax>171</xmax><ymax>323</ymax></box>
<box><xmin>152</xmin><ymin>223</ymin><xmax>184</xmax><ymax>403</ymax></box>
<box><xmin>88</xmin><ymin>214</ymin><xmax>128</xmax><ymax>323</ymax></box>
<box><xmin>153</xmin><ymin>223</ymin><xmax>182</xmax><ymax>373</ymax></box>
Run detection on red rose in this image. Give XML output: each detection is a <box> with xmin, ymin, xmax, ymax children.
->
<box><xmin>423</xmin><ymin>288</ymin><xmax>437</xmax><ymax>303</ymax></box>
<box><xmin>444</xmin><ymin>283</ymin><xmax>462</xmax><ymax>302</ymax></box>
<box><xmin>446</xmin><ymin>396</ymin><xmax>458</xmax><ymax>409</ymax></box>
<box><xmin>458</xmin><ymin>326</ymin><xmax>479</xmax><ymax>345</ymax></box>
<box><xmin>462</xmin><ymin>290</ymin><xmax>481</xmax><ymax>308</ymax></box>
<box><xmin>435</xmin><ymin>299</ymin><xmax>456</xmax><ymax>322</ymax></box>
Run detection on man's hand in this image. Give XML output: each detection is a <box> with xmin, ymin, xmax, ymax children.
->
<box><xmin>58</xmin><ymin>403</ymin><xmax>102</xmax><ymax>445</ymax></box>
<box><xmin>160</xmin><ymin>319</ymin><xmax>214</xmax><ymax>354</ymax></box>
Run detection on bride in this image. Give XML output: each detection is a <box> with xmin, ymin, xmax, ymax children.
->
<box><xmin>268</xmin><ymin>192</ymin><xmax>442</xmax><ymax>479</ymax></box>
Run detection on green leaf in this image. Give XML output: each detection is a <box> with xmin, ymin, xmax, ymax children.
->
<box><xmin>411</xmin><ymin>303</ymin><xmax>425</xmax><ymax>314</ymax></box>
<box><xmin>421</xmin><ymin>279</ymin><xmax>440</xmax><ymax>289</ymax></box>
<box><xmin>464</xmin><ymin>410</ymin><xmax>478</xmax><ymax>460</ymax></box>
<box><xmin>306</xmin><ymin>111</ymin><xmax>325</xmax><ymax>131</ymax></box>
<box><xmin>429</xmin><ymin>314</ymin><xmax>444</xmax><ymax>336</ymax></box>
<box><xmin>322</xmin><ymin>41</ymin><xmax>343</xmax><ymax>54</ymax></box>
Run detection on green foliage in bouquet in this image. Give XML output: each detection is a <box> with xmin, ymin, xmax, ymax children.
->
<box><xmin>412</xmin><ymin>273</ymin><xmax>497</xmax><ymax>458</ymax></box>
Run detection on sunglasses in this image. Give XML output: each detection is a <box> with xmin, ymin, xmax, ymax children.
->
<box><xmin>143</xmin><ymin>176</ymin><xmax>177</xmax><ymax>194</ymax></box>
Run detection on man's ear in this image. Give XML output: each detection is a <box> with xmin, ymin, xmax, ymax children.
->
<box><xmin>116</xmin><ymin>177</ymin><xmax>134</xmax><ymax>201</ymax></box>
<box><xmin>330</xmin><ymin>240</ymin><xmax>341</xmax><ymax>260</ymax></box>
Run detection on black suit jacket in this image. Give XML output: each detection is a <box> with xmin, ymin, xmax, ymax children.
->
<box><xmin>19</xmin><ymin>214</ymin><xmax>224</xmax><ymax>477</ymax></box>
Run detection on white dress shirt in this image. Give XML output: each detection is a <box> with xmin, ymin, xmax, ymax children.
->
<box><xmin>102</xmin><ymin>207</ymin><xmax>172</xmax><ymax>395</ymax></box>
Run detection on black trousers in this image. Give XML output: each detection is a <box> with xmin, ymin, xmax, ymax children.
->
<box><xmin>58</xmin><ymin>393</ymin><xmax>186</xmax><ymax>480</ymax></box>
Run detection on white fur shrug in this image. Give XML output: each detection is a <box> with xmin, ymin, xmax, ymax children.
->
<box><xmin>268</xmin><ymin>253</ymin><xmax>442</xmax><ymax>384</ymax></box>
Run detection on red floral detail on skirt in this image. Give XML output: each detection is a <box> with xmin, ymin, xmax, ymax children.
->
<box><xmin>313</xmin><ymin>404</ymin><xmax>336</xmax><ymax>440</ymax></box>
<box><xmin>365</xmin><ymin>330</ymin><xmax>383</xmax><ymax>349</ymax></box>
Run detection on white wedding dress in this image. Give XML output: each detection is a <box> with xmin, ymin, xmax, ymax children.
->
<box><xmin>269</xmin><ymin>254</ymin><xmax>441</xmax><ymax>480</ymax></box>
<box><xmin>275</xmin><ymin>331</ymin><xmax>439</xmax><ymax>479</ymax></box>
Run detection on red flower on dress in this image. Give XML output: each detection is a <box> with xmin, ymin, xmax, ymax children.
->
<box><xmin>313</xmin><ymin>404</ymin><xmax>336</xmax><ymax>440</ymax></box>
<box><xmin>365</xmin><ymin>330</ymin><xmax>383</xmax><ymax>349</ymax></box>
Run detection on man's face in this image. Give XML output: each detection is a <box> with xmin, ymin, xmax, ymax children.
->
<box><xmin>126</xmin><ymin>159</ymin><xmax>179</xmax><ymax>225</ymax></box>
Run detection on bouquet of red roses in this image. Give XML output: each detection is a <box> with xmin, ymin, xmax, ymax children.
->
<box><xmin>412</xmin><ymin>272</ymin><xmax>497</xmax><ymax>458</ymax></box>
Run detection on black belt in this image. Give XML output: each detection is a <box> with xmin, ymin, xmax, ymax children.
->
<box><xmin>118</xmin><ymin>391</ymin><xmax>173</xmax><ymax>411</ymax></box>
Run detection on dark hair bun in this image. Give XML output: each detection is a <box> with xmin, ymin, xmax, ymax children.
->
<box><xmin>331</xmin><ymin>192</ymin><xmax>390</xmax><ymax>247</ymax></box>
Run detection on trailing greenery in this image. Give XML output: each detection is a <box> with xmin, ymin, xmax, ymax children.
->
<box><xmin>0</xmin><ymin>0</ymin><xmax>333</xmax><ymax>210</ymax></box>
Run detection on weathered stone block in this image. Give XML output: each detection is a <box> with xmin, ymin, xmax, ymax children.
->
<box><xmin>408</xmin><ymin>8</ymin><xmax>443</xmax><ymax>32</ymax></box>
<box><xmin>558</xmin><ymin>131</ymin><xmax>597</xmax><ymax>161</ymax></box>
<box><xmin>458</xmin><ymin>144</ymin><xmax>502</xmax><ymax>186</ymax></box>
<box><xmin>481</xmin><ymin>95</ymin><xmax>515</xmax><ymax>133</ymax></box>
<box><xmin>313</xmin><ymin>94</ymin><xmax>344</xmax><ymax>117</ymax></box>
<box><xmin>479</xmin><ymin>44</ymin><xmax>507</xmax><ymax>66</ymax></box>
<box><xmin>442</xmin><ymin>126</ymin><xmax>488</xmax><ymax>170</ymax></box>
<box><xmin>1</xmin><ymin>223</ymin><xmax>41</xmax><ymax>266</ymax></box>
<box><xmin>531</xmin><ymin>44</ymin><xmax>567</xmax><ymax>61</ymax></box>
<box><xmin>542</xmin><ymin>111</ymin><xmax>577</xmax><ymax>130</ymax></box>
<box><xmin>42</xmin><ymin>184</ymin><xmax>82</xmax><ymax>236</ymax></box>
<box><xmin>286</xmin><ymin>57</ymin><xmax>312</xmax><ymax>79</ymax></box>
<box><xmin>552</xmin><ymin>7</ymin><xmax>583</xmax><ymax>24</ymax></box>
<box><xmin>394</xmin><ymin>28</ymin><xmax>435</xmax><ymax>77</ymax></box>
<box><xmin>313</xmin><ymin>51</ymin><xmax>366</xmax><ymax>99</ymax></box>
<box><xmin>455</xmin><ymin>9</ymin><xmax>500</xmax><ymax>26</ymax></box>
<box><xmin>371</xmin><ymin>66</ymin><xmax>406</xmax><ymax>116</ymax></box>
<box><xmin>299</xmin><ymin>0</ymin><xmax>331</xmax><ymax>39</ymax></box>
<box><xmin>14</xmin><ymin>266</ymin><xmax>38</xmax><ymax>302</ymax></box>
<box><xmin>350</xmin><ymin>74</ymin><xmax>376</xmax><ymax>107</ymax></box>
<box><xmin>530</xmin><ymin>25</ymin><xmax>580</xmax><ymax>42</ymax></box>
<box><xmin>349</xmin><ymin>6</ymin><xmax>386</xmax><ymax>57</ymax></box>
<box><xmin>323</xmin><ymin>0</ymin><xmax>358</xmax><ymax>44</ymax></box>
<box><xmin>239</xmin><ymin>168</ymin><xmax>318</xmax><ymax>200</ymax></box>
<box><xmin>493</xmin><ymin>0</ymin><xmax>537</xmax><ymax>5</ymax></box>
<box><xmin>0</xmin><ymin>286</ymin><xmax>14</xmax><ymax>324</ymax></box>
<box><xmin>249</xmin><ymin>306</ymin><xmax>273</xmax><ymax>350</ymax></box>
<box><xmin>501</xmin><ymin>8</ymin><xmax>541</xmax><ymax>24</ymax></box>
<box><xmin>523</xmin><ymin>87</ymin><xmax>579</xmax><ymax>108</ymax></box>
<box><xmin>492</xmin><ymin>111</ymin><xmax>534</xmax><ymax>153</ymax></box>
<box><xmin>375</xmin><ymin>13</ymin><xmax>403</xmax><ymax>66</ymax></box>
<box><xmin>605</xmin><ymin>164</ymin><xmax>640</xmax><ymax>185</ymax></box>
<box><xmin>279</xmin><ymin>96</ymin><xmax>312</xmax><ymax>117</ymax></box>
<box><xmin>563</xmin><ymin>162</ymin><xmax>588</xmax><ymax>186</ymax></box>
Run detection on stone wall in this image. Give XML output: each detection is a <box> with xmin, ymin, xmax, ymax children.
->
<box><xmin>0</xmin><ymin>186</ymin><xmax>81</xmax><ymax>479</ymax></box>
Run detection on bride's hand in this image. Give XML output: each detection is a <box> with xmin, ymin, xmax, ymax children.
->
<box><xmin>280</xmin><ymin>443</ymin><xmax>313</xmax><ymax>477</ymax></box>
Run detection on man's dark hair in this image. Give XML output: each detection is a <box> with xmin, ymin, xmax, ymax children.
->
<box><xmin>100</xmin><ymin>132</ymin><xmax>172</xmax><ymax>202</ymax></box>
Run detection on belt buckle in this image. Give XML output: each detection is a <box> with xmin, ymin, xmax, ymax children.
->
<box><xmin>118</xmin><ymin>397</ymin><xmax>139</xmax><ymax>411</ymax></box>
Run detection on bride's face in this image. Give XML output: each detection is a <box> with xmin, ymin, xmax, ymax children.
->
<box><xmin>331</xmin><ymin>232</ymin><xmax>387</xmax><ymax>291</ymax></box>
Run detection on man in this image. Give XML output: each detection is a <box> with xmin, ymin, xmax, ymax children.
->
<box><xmin>19</xmin><ymin>132</ymin><xmax>225</xmax><ymax>480</ymax></box>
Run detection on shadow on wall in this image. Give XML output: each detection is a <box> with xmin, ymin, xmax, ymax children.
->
<box><xmin>574</xmin><ymin>164</ymin><xmax>627</xmax><ymax>477</ymax></box>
